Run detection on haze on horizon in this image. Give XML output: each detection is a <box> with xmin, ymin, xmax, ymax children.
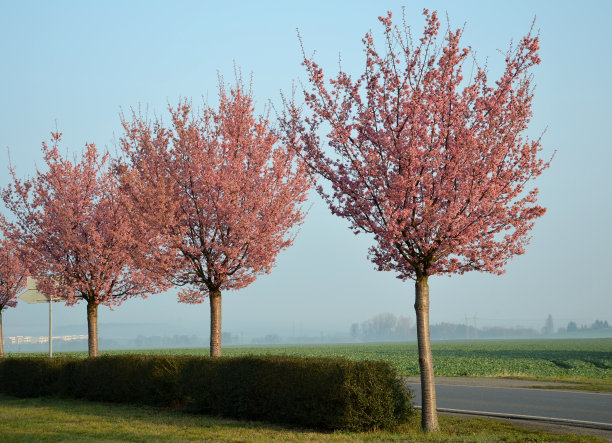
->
<box><xmin>1</xmin><ymin>1</ymin><xmax>610</xmax><ymax>344</ymax></box>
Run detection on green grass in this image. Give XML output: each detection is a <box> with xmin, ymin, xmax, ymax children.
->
<box><xmin>12</xmin><ymin>338</ymin><xmax>611</xmax><ymax>389</ymax></box>
<box><xmin>0</xmin><ymin>394</ymin><xmax>604</xmax><ymax>442</ymax></box>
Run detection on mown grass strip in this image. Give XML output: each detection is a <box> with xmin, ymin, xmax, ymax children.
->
<box><xmin>0</xmin><ymin>395</ymin><xmax>604</xmax><ymax>442</ymax></box>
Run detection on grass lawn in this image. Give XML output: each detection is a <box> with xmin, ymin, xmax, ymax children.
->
<box><xmin>0</xmin><ymin>394</ymin><xmax>605</xmax><ymax>442</ymax></box>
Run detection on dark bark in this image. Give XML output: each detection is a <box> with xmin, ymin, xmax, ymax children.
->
<box><xmin>87</xmin><ymin>301</ymin><xmax>99</xmax><ymax>357</ymax></box>
<box><xmin>415</xmin><ymin>275</ymin><xmax>439</xmax><ymax>432</ymax></box>
<box><xmin>0</xmin><ymin>309</ymin><xmax>4</xmax><ymax>358</ymax></box>
<box><xmin>210</xmin><ymin>289</ymin><xmax>222</xmax><ymax>357</ymax></box>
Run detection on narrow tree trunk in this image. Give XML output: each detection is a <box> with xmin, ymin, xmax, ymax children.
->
<box><xmin>414</xmin><ymin>275</ymin><xmax>439</xmax><ymax>432</ymax></box>
<box><xmin>87</xmin><ymin>301</ymin><xmax>99</xmax><ymax>357</ymax></box>
<box><xmin>210</xmin><ymin>289</ymin><xmax>222</xmax><ymax>357</ymax></box>
<box><xmin>0</xmin><ymin>309</ymin><xmax>4</xmax><ymax>358</ymax></box>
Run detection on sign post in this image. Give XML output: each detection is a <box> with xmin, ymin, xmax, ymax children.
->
<box><xmin>19</xmin><ymin>277</ymin><xmax>59</xmax><ymax>357</ymax></box>
<box><xmin>49</xmin><ymin>294</ymin><xmax>53</xmax><ymax>357</ymax></box>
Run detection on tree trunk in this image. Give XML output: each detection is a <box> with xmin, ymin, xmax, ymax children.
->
<box><xmin>0</xmin><ymin>309</ymin><xmax>4</xmax><ymax>358</ymax></box>
<box><xmin>87</xmin><ymin>301</ymin><xmax>99</xmax><ymax>357</ymax></box>
<box><xmin>210</xmin><ymin>289</ymin><xmax>222</xmax><ymax>357</ymax></box>
<box><xmin>414</xmin><ymin>275</ymin><xmax>439</xmax><ymax>432</ymax></box>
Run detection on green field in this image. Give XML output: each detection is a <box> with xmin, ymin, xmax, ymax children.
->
<box><xmin>12</xmin><ymin>338</ymin><xmax>612</xmax><ymax>385</ymax></box>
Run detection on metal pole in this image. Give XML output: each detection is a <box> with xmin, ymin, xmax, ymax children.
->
<box><xmin>49</xmin><ymin>296</ymin><xmax>53</xmax><ymax>358</ymax></box>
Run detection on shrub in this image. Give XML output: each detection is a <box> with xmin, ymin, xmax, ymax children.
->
<box><xmin>60</xmin><ymin>355</ymin><xmax>187</xmax><ymax>406</ymax></box>
<box><xmin>0</xmin><ymin>355</ymin><xmax>412</xmax><ymax>431</ymax></box>
<box><xmin>0</xmin><ymin>357</ymin><xmax>68</xmax><ymax>397</ymax></box>
<box><xmin>181</xmin><ymin>356</ymin><xmax>412</xmax><ymax>431</ymax></box>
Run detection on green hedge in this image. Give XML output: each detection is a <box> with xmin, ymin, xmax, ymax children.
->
<box><xmin>0</xmin><ymin>357</ymin><xmax>65</xmax><ymax>397</ymax></box>
<box><xmin>61</xmin><ymin>355</ymin><xmax>187</xmax><ymax>406</ymax></box>
<box><xmin>0</xmin><ymin>355</ymin><xmax>412</xmax><ymax>431</ymax></box>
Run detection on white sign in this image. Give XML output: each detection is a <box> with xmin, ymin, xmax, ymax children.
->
<box><xmin>19</xmin><ymin>289</ymin><xmax>49</xmax><ymax>304</ymax></box>
<box><xmin>19</xmin><ymin>277</ymin><xmax>50</xmax><ymax>304</ymax></box>
<box><xmin>27</xmin><ymin>275</ymin><xmax>39</xmax><ymax>290</ymax></box>
<box><xmin>18</xmin><ymin>276</ymin><xmax>68</xmax><ymax>304</ymax></box>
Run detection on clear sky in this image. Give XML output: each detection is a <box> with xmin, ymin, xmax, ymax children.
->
<box><xmin>1</xmin><ymin>1</ymin><xmax>610</xmax><ymax>340</ymax></box>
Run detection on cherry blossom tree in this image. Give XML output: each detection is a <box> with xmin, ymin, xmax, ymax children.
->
<box><xmin>282</xmin><ymin>10</ymin><xmax>550</xmax><ymax>431</ymax></box>
<box><xmin>119</xmin><ymin>78</ymin><xmax>310</xmax><ymax>357</ymax></box>
<box><xmin>2</xmin><ymin>133</ymin><xmax>169</xmax><ymax>357</ymax></box>
<box><xmin>0</xmin><ymin>217</ymin><xmax>26</xmax><ymax>358</ymax></box>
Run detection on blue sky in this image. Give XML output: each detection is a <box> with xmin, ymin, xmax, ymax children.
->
<box><xmin>1</xmin><ymin>1</ymin><xmax>610</xmax><ymax>340</ymax></box>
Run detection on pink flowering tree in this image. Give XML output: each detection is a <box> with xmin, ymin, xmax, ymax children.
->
<box><xmin>2</xmin><ymin>133</ymin><xmax>169</xmax><ymax>357</ymax></box>
<box><xmin>0</xmin><ymin>217</ymin><xmax>26</xmax><ymax>357</ymax></box>
<box><xmin>119</xmin><ymin>78</ymin><xmax>310</xmax><ymax>357</ymax></box>
<box><xmin>282</xmin><ymin>10</ymin><xmax>550</xmax><ymax>431</ymax></box>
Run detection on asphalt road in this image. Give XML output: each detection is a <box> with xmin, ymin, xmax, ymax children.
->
<box><xmin>406</xmin><ymin>382</ymin><xmax>612</xmax><ymax>425</ymax></box>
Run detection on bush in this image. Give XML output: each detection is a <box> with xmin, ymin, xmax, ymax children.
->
<box><xmin>61</xmin><ymin>355</ymin><xmax>187</xmax><ymax>406</ymax></box>
<box><xmin>0</xmin><ymin>357</ymin><xmax>68</xmax><ymax>397</ymax></box>
<box><xmin>0</xmin><ymin>355</ymin><xmax>412</xmax><ymax>431</ymax></box>
<box><xmin>182</xmin><ymin>356</ymin><xmax>412</xmax><ymax>430</ymax></box>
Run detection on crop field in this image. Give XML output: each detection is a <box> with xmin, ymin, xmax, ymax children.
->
<box><xmin>222</xmin><ymin>339</ymin><xmax>612</xmax><ymax>381</ymax></box>
<box><xmin>18</xmin><ymin>338</ymin><xmax>612</xmax><ymax>382</ymax></box>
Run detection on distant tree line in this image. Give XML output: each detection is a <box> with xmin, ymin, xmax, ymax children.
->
<box><xmin>540</xmin><ymin>314</ymin><xmax>611</xmax><ymax>335</ymax></box>
<box><xmin>350</xmin><ymin>313</ymin><xmax>541</xmax><ymax>341</ymax></box>
<box><xmin>351</xmin><ymin>313</ymin><xmax>612</xmax><ymax>341</ymax></box>
<box><xmin>558</xmin><ymin>319</ymin><xmax>610</xmax><ymax>334</ymax></box>
<box><xmin>432</xmin><ymin>323</ymin><xmax>539</xmax><ymax>340</ymax></box>
<box><xmin>350</xmin><ymin>313</ymin><xmax>412</xmax><ymax>341</ymax></box>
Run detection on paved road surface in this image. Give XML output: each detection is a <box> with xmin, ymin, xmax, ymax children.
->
<box><xmin>406</xmin><ymin>382</ymin><xmax>612</xmax><ymax>425</ymax></box>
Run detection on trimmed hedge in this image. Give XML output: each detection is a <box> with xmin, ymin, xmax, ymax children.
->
<box><xmin>0</xmin><ymin>356</ymin><xmax>186</xmax><ymax>406</ymax></box>
<box><xmin>0</xmin><ymin>355</ymin><xmax>412</xmax><ymax>431</ymax></box>
<box><xmin>0</xmin><ymin>357</ymin><xmax>65</xmax><ymax>397</ymax></box>
<box><xmin>181</xmin><ymin>356</ymin><xmax>412</xmax><ymax>430</ymax></box>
